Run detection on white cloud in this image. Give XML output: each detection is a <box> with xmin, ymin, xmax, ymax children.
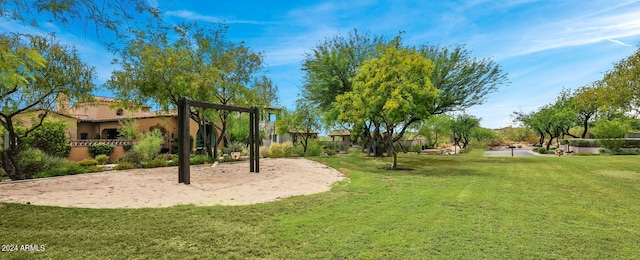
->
<box><xmin>606</xmin><ymin>38</ymin><xmax>632</xmax><ymax>47</ymax></box>
<box><xmin>165</xmin><ymin>10</ymin><xmax>271</xmax><ymax>25</ymax></box>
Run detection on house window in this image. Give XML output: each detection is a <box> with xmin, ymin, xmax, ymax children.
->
<box><xmin>269</xmin><ymin>113</ymin><xmax>276</xmax><ymax>122</ymax></box>
<box><xmin>80</xmin><ymin>133</ymin><xmax>88</xmax><ymax>139</ymax></box>
<box><xmin>116</xmin><ymin>108</ymin><xmax>124</xmax><ymax>116</ymax></box>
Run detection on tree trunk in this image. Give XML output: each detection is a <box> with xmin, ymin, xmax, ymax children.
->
<box><xmin>581</xmin><ymin>114</ymin><xmax>591</xmax><ymax>139</ymax></box>
<box><xmin>1</xmin><ymin>148</ymin><xmax>25</xmax><ymax>180</ymax></box>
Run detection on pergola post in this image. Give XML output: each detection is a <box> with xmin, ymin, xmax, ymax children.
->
<box><xmin>249</xmin><ymin>110</ymin><xmax>255</xmax><ymax>172</ymax></box>
<box><xmin>253</xmin><ymin>107</ymin><xmax>260</xmax><ymax>173</ymax></box>
<box><xmin>178</xmin><ymin>97</ymin><xmax>191</xmax><ymax>184</ymax></box>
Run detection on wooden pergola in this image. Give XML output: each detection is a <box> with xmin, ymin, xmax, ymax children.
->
<box><xmin>177</xmin><ymin>97</ymin><xmax>259</xmax><ymax>184</ymax></box>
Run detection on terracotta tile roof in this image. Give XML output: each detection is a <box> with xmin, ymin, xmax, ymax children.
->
<box><xmin>73</xmin><ymin>114</ymin><xmax>94</xmax><ymax>121</ymax></box>
<box><xmin>329</xmin><ymin>130</ymin><xmax>351</xmax><ymax>136</ymax></box>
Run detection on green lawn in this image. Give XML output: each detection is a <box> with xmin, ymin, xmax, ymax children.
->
<box><xmin>1</xmin><ymin>151</ymin><xmax>639</xmax><ymax>259</ymax></box>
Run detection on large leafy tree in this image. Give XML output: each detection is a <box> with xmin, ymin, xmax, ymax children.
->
<box><xmin>418</xmin><ymin>44</ymin><xmax>508</xmax><ymax>114</ymax></box>
<box><xmin>301</xmin><ymin>29</ymin><xmax>384</xmax><ymax>113</ymax></box>
<box><xmin>337</xmin><ymin>41</ymin><xmax>438</xmax><ymax>169</ymax></box>
<box><xmin>302</xmin><ymin>32</ymin><xmax>507</xmax><ymax>156</ymax></box>
<box><xmin>570</xmin><ymin>83</ymin><xmax>603</xmax><ymax>138</ymax></box>
<box><xmin>106</xmin><ymin>22</ymin><xmax>270</xmax><ymax>159</ymax></box>
<box><xmin>602</xmin><ymin>46</ymin><xmax>640</xmax><ymax>114</ymax></box>
<box><xmin>450</xmin><ymin>113</ymin><xmax>480</xmax><ymax>149</ymax></box>
<box><xmin>0</xmin><ymin>34</ymin><xmax>95</xmax><ymax>180</ymax></box>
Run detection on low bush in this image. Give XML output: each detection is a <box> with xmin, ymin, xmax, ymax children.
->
<box><xmin>76</xmin><ymin>159</ymin><xmax>99</xmax><ymax>167</ymax></box>
<box><xmin>84</xmin><ymin>165</ymin><xmax>103</xmax><ymax>173</ymax></box>
<box><xmin>268</xmin><ymin>143</ymin><xmax>284</xmax><ymax>158</ymax></box>
<box><xmin>536</xmin><ymin>147</ymin><xmax>548</xmax><ymax>154</ymax></box>
<box><xmin>36</xmin><ymin>162</ymin><xmax>87</xmax><ymax>178</ymax></box>
<box><xmin>325</xmin><ymin>149</ymin><xmax>337</xmax><ymax>156</ymax></box>
<box><xmin>305</xmin><ymin>141</ymin><xmax>323</xmax><ymax>156</ymax></box>
<box><xmin>133</xmin><ymin>129</ymin><xmax>163</xmax><ymax>161</ymax></box>
<box><xmin>114</xmin><ymin>161</ymin><xmax>135</xmax><ymax>170</ymax></box>
<box><xmin>281</xmin><ymin>143</ymin><xmax>295</xmax><ymax>157</ymax></box>
<box><xmin>89</xmin><ymin>143</ymin><xmax>115</xmax><ymax>157</ymax></box>
<box><xmin>260</xmin><ymin>146</ymin><xmax>269</xmax><ymax>158</ymax></box>
<box><xmin>143</xmin><ymin>158</ymin><xmax>169</xmax><ymax>168</ymax></box>
<box><xmin>95</xmin><ymin>154</ymin><xmax>109</xmax><ymax>165</ymax></box>
<box><xmin>413</xmin><ymin>144</ymin><xmax>422</xmax><ymax>154</ymax></box>
<box><xmin>189</xmin><ymin>155</ymin><xmax>212</xmax><ymax>165</ymax></box>
<box><xmin>156</xmin><ymin>153</ymin><xmax>173</xmax><ymax>161</ymax></box>
<box><xmin>18</xmin><ymin>148</ymin><xmax>68</xmax><ymax>178</ymax></box>
<box><xmin>119</xmin><ymin>150</ymin><xmax>146</xmax><ymax>166</ymax></box>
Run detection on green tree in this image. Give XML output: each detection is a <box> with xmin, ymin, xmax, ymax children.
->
<box><xmin>25</xmin><ymin>119</ymin><xmax>70</xmax><ymax>157</ymax></box>
<box><xmin>450</xmin><ymin>113</ymin><xmax>480</xmax><ymax>149</ymax></box>
<box><xmin>302</xmin><ymin>29</ymin><xmax>385</xmax><ymax>112</ymax></box>
<box><xmin>275</xmin><ymin>101</ymin><xmax>322</xmax><ymax>153</ymax></box>
<box><xmin>418</xmin><ymin>44</ymin><xmax>508</xmax><ymax>114</ymax></box>
<box><xmin>337</xmin><ymin>41</ymin><xmax>438</xmax><ymax>169</ymax></box>
<box><xmin>570</xmin><ymin>83</ymin><xmax>602</xmax><ymax>138</ymax></box>
<box><xmin>1</xmin><ymin>0</ymin><xmax>160</xmax><ymax>46</ymax></box>
<box><xmin>107</xmin><ymin>22</ymin><xmax>270</xmax><ymax>159</ymax></box>
<box><xmin>602</xmin><ymin>46</ymin><xmax>640</xmax><ymax>114</ymax></box>
<box><xmin>592</xmin><ymin>119</ymin><xmax>631</xmax><ymax>153</ymax></box>
<box><xmin>1</xmin><ymin>34</ymin><xmax>94</xmax><ymax>180</ymax></box>
<box><xmin>417</xmin><ymin>114</ymin><xmax>452</xmax><ymax>148</ymax></box>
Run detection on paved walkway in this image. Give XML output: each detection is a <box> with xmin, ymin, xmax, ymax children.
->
<box><xmin>484</xmin><ymin>148</ymin><xmax>553</xmax><ymax>157</ymax></box>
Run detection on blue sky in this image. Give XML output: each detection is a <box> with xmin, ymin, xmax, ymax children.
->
<box><xmin>3</xmin><ymin>0</ymin><xmax>640</xmax><ymax>129</ymax></box>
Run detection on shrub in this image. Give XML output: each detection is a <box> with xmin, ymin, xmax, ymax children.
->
<box><xmin>84</xmin><ymin>165</ymin><xmax>103</xmax><ymax>173</ymax></box>
<box><xmin>36</xmin><ymin>162</ymin><xmax>87</xmax><ymax>178</ymax></box>
<box><xmin>94</xmin><ymin>154</ymin><xmax>109</xmax><ymax>165</ymax></box>
<box><xmin>25</xmin><ymin>119</ymin><xmax>70</xmax><ymax>157</ymax></box>
<box><xmin>118</xmin><ymin>150</ymin><xmax>146</xmax><ymax>166</ymax></box>
<box><xmin>122</xmin><ymin>144</ymin><xmax>134</xmax><ymax>152</ymax></box>
<box><xmin>189</xmin><ymin>155</ymin><xmax>212</xmax><ymax>165</ymax></box>
<box><xmin>133</xmin><ymin>129</ymin><xmax>163</xmax><ymax>161</ymax></box>
<box><xmin>292</xmin><ymin>145</ymin><xmax>305</xmax><ymax>157</ymax></box>
<box><xmin>305</xmin><ymin>141</ymin><xmax>323</xmax><ymax>156</ymax></box>
<box><xmin>325</xmin><ymin>148</ymin><xmax>337</xmax><ymax>156</ymax></box>
<box><xmin>599</xmin><ymin>148</ymin><xmax>607</xmax><ymax>154</ymax></box>
<box><xmin>268</xmin><ymin>143</ymin><xmax>284</xmax><ymax>158</ymax></box>
<box><xmin>281</xmin><ymin>142</ymin><xmax>295</xmax><ymax>157</ymax></box>
<box><xmin>117</xmin><ymin>117</ymin><xmax>140</xmax><ymax>140</ymax></box>
<box><xmin>76</xmin><ymin>159</ymin><xmax>98</xmax><ymax>167</ymax></box>
<box><xmin>156</xmin><ymin>153</ymin><xmax>173</xmax><ymax>161</ymax></box>
<box><xmin>260</xmin><ymin>146</ymin><xmax>269</xmax><ymax>158</ymax></box>
<box><xmin>413</xmin><ymin>144</ymin><xmax>422</xmax><ymax>154</ymax></box>
<box><xmin>143</xmin><ymin>158</ymin><xmax>169</xmax><ymax>168</ymax></box>
<box><xmin>18</xmin><ymin>148</ymin><xmax>67</xmax><ymax>178</ymax></box>
<box><xmin>592</xmin><ymin>119</ymin><xmax>632</xmax><ymax>153</ymax></box>
<box><xmin>89</xmin><ymin>143</ymin><xmax>115</xmax><ymax>157</ymax></box>
<box><xmin>537</xmin><ymin>147</ymin><xmax>548</xmax><ymax>154</ymax></box>
<box><xmin>114</xmin><ymin>161</ymin><xmax>135</xmax><ymax>170</ymax></box>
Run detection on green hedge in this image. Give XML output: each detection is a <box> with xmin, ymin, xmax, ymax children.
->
<box><xmin>564</xmin><ymin>138</ymin><xmax>640</xmax><ymax>148</ymax></box>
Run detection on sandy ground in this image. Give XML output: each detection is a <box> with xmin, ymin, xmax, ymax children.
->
<box><xmin>0</xmin><ymin>158</ymin><xmax>346</xmax><ymax>209</ymax></box>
